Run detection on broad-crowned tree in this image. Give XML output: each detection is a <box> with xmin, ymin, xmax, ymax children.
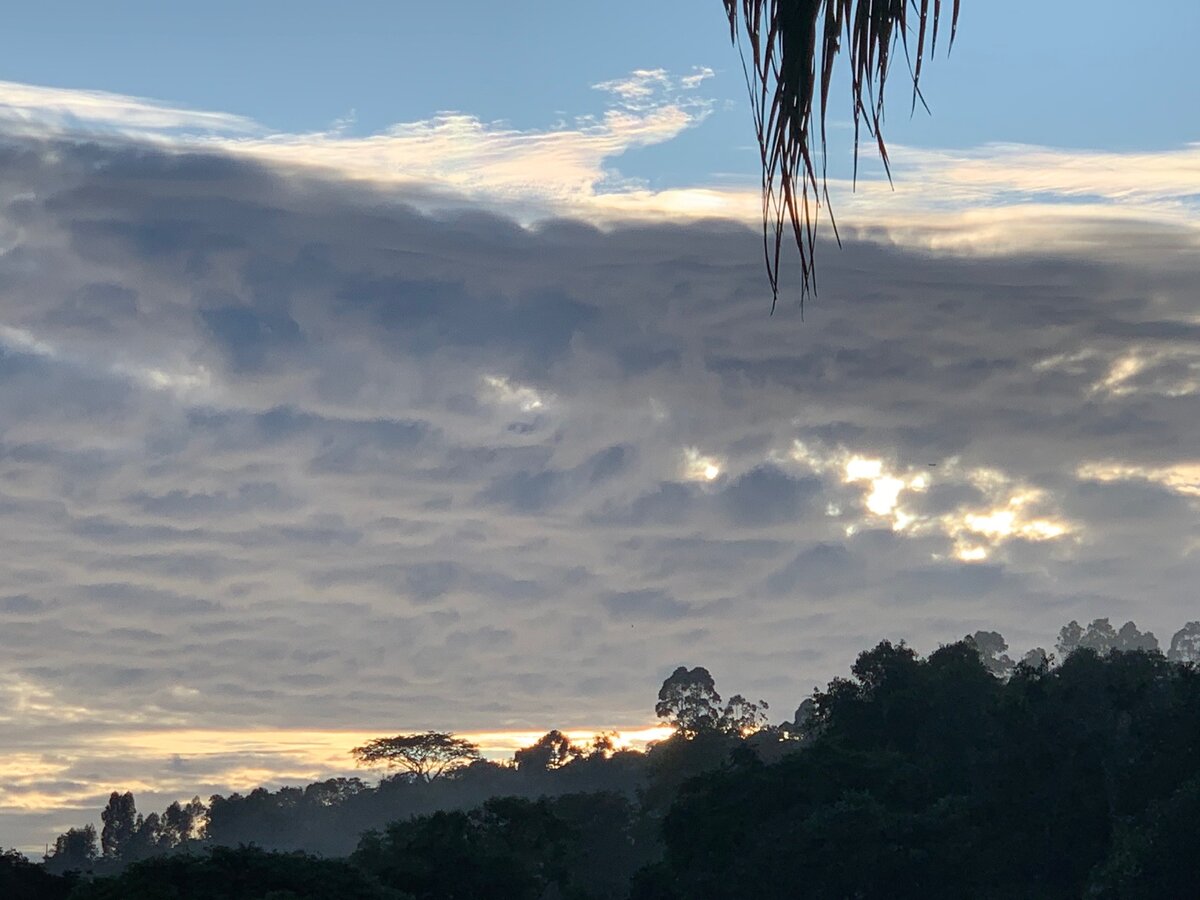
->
<box><xmin>350</xmin><ymin>731</ymin><xmax>481</xmax><ymax>782</ymax></box>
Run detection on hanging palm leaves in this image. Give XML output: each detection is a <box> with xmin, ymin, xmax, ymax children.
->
<box><xmin>723</xmin><ymin>0</ymin><xmax>960</xmax><ymax>308</ymax></box>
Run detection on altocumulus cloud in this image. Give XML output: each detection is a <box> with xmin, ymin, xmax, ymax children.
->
<box><xmin>0</xmin><ymin>120</ymin><xmax>1198</xmax><ymax>849</ymax></box>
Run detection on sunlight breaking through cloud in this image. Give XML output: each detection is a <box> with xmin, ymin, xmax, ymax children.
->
<box><xmin>789</xmin><ymin>444</ymin><xmax>1074</xmax><ymax>561</ymax></box>
<box><xmin>682</xmin><ymin>447</ymin><xmax>722</xmax><ymax>482</ymax></box>
<box><xmin>940</xmin><ymin>473</ymin><xmax>1072</xmax><ymax>562</ymax></box>
<box><xmin>1078</xmin><ymin>461</ymin><xmax>1200</xmax><ymax>498</ymax></box>
<box><xmin>483</xmin><ymin>375</ymin><xmax>550</xmax><ymax>413</ymax></box>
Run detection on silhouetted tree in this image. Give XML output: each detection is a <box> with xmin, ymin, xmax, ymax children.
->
<box><xmin>719</xmin><ymin>693</ymin><xmax>770</xmax><ymax>735</ymax></box>
<box><xmin>121</xmin><ymin>813</ymin><xmax>168</xmax><ymax>862</ymax></box>
<box><xmin>100</xmin><ymin>791</ymin><xmax>139</xmax><ymax>859</ymax></box>
<box><xmin>967</xmin><ymin>630</ymin><xmax>1015</xmax><ymax>677</ymax></box>
<box><xmin>304</xmin><ymin>778</ymin><xmax>368</xmax><ymax>808</ymax></box>
<box><xmin>791</xmin><ymin>697</ymin><xmax>816</xmax><ymax>731</ymax></box>
<box><xmin>1058</xmin><ymin>618</ymin><xmax>1155</xmax><ymax>658</ymax></box>
<box><xmin>351</xmin><ymin>731</ymin><xmax>482</xmax><ymax>783</ymax></box>
<box><xmin>722</xmin><ymin>0</ymin><xmax>961</xmax><ymax>302</ymax></box>
<box><xmin>655</xmin><ymin>666</ymin><xmax>723</xmax><ymax>737</ymax></box>
<box><xmin>513</xmin><ymin>730</ymin><xmax>584</xmax><ymax>773</ymax></box>
<box><xmin>637</xmin><ymin>637</ymin><xmax>1200</xmax><ymax>899</ymax></box>
<box><xmin>1168</xmin><ymin>621</ymin><xmax>1200</xmax><ymax>663</ymax></box>
<box><xmin>589</xmin><ymin>731</ymin><xmax>619</xmax><ymax>758</ymax></box>
<box><xmin>44</xmin><ymin>825</ymin><xmax>98</xmax><ymax>875</ymax></box>
<box><xmin>1114</xmin><ymin>620</ymin><xmax>1159</xmax><ymax>652</ymax></box>
<box><xmin>354</xmin><ymin>796</ymin><xmax>575</xmax><ymax>900</ymax></box>
<box><xmin>161</xmin><ymin>796</ymin><xmax>206</xmax><ymax>845</ymax></box>
<box><xmin>1057</xmin><ymin>619</ymin><xmax>1085</xmax><ymax>657</ymax></box>
<box><xmin>1080</xmin><ymin>617</ymin><xmax>1120</xmax><ymax>653</ymax></box>
<box><xmin>1018</xmin><ymin>646</ymin><xmax>1050</xmax><ymax>669</ymax></box>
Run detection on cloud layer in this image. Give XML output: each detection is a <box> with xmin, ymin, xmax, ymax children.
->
<box><xmin>1</xmin><ymin>116</ymin><xmax>1198</xmax><ymax>850</ymax></box>
<box><xmin>5</xmin><ymin>77</ymin><xmax>1200</xmax><ymax>244</ymax></box>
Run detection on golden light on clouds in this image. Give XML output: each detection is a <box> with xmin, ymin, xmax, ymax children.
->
<box><xmin>4</xmin><ymin>78</ymin><xmax>1200</xmax><ymax>254</ymax></box>
<box><xmin>1035</xmin><ymin>345</ymin><xmax>1200</xmax><ymax>400</ymax></box>
<box><xmin>790</xmin><ymin>443</ymin><xmax>1074</xmax><ymax>560</ymax></box>
<box><xmin>1078</xmin><ymin>461</ymin><xmax>1200</xmax><ymax>497</ymax></box>
<box><xmin>944</xmin><ymin>478</ymin><xmax>1072</xmax><ymax>562</ymax></box>
<box><xmin>682</xmin><ymin>447</ymin><xmax>722</xmax><ymax>482</ymax></box>
<box><xmin>842</xmin><ymin>455</ymin><xmax>929</xmax><ymax>525</ymax></box>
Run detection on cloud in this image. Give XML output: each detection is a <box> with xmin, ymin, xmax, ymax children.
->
<box><xmin>0</xmin><ymin>80</ymin><xmax>260</xmax><ymax>135</ymax></box>
<box><xmin>3</xmin><ymin>76</ymin><xmax>1199</xmax><ymax>254</ymax></box>
<box><xmin>0</xmin><ymin>122</ymin><xmax>1198</xmax><ymax>850</ymax></box>
<box><xmin>603</xmin><ymin>589</ymin><xmax>693</xmax><ymax>621</ymax></box>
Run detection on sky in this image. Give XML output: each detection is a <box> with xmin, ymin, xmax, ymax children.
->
<box><xmin>1</xmin><ymin>0</ymin><xmax>1199</xmax><ymax>853</ymax></box>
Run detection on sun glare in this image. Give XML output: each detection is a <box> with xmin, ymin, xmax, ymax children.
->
<box><xmin>683</xmin><ymin>447</ymin><xmax>722</xmax><ymax>482</ymax></box>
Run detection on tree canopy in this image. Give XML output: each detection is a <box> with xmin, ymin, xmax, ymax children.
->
<box><xmin>655</xmin><ymin>665</ymin><xmax>769</xmax><ymax>737</ymax></box>
<box><xmin>350</xmin><ymin>731</ymin><xmax>482</xmax><ymax>783</ymax></box>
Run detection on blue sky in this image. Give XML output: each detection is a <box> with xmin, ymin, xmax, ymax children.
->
<box><xmin>1</xmin><ymin>0</ymin><xmax>1199</xmax><ymax>854</ymax></box>
<box><xmin>2</xmin><ymin>0</ymin><xmax>1198</xmax><ymax>191</ymax></box>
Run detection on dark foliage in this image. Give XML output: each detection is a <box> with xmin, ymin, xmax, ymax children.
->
<box><xmin>634</xmin><ymin>643</ymin><xmax>1200</xmax><ymax>899</ymax></box>
<box><xmin>1</xmin><ymin>848</ymin><xmax>75</xmax><ymax>900</ymax></box>
<box><xmin>68</xmin><ymin>846</ymin><xmax>403</xmax><ymax>900</ymax></box>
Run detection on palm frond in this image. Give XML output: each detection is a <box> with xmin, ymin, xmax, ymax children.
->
<box><xmin>724</xmin><ymin>0</ymin><xmax>960</xmax><ymax>309</ymax></box>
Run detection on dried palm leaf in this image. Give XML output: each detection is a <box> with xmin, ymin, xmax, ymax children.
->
<box><xmin>724</xmin><ymin>0</ymin><xmax>960</xmax><ymax>309</ymax></box>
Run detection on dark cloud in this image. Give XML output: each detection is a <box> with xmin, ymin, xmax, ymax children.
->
<box><xmin>1</xmin><ymin>134</ymin><xmax>1199</xmax><ymax>850</ymax></box>
<box><xmin>717</xmin><ymin>465</ymin><xmax>822</xmax><ymax>527</ymax></box>
<box><xmin>0</xmin><ymin>594</ymin><xmax>46</xmax><ymax>614</ymax></box>
<box><xmin>602</xmin><ymin>589</ymin><xmax>692</xmax><ymax>621</ymax></box>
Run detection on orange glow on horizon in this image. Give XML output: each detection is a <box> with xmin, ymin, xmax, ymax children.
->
<box><xmin>1</xmin><ymin>724</ymin><xmax>678</xmax><ymax>818</ymax></box>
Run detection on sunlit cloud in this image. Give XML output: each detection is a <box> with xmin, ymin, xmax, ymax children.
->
<box><xmin>896</xmin><ymin>141</ymin><xmax>1200</xmax><ymax>210</ymax></box>
<box><xmin>790</xmin><ymin>444</ymin><xmax>1074</xmax><ymax>560</ymax></box>
<box><xmin>0</xmin><ymin>323</ymin><xmax>56</xmax><ymax>358</ymax></box>
<box><xmin>0</xmin><ymin>79</ymin><xmax>260</xmax><ymax>135</ymax></box>
<box><xmin>483</xmin><ymin>375</ymin><xmax>550</xmax><ymax>413</ymax></box>
<box><xmin>3</xmin><ymin>77</ymin><xmax>1200</xmax><ymax>252</ymax></box>
<box><xmin>0</xmin><ymin>321</ymin><xmax>216</xmax><ymax>401</ymax></box>
<box><xmin>1078</xmin><ymin>461</ymin><xmax>1200</xmax><ymax>498</ymax></box>
<box><xmin>843</xmin><ymin>457</ymin><xmax>917</xmax><ymax>519</ymax></box>
<box><xmin>682</xmin><ymin>447</ymin><xmax>722</xmax><ymax>482</ymax></box>
<box><xmin>1090</xmin><ymin>348</ymin><xmax>1200</xmax><ymax>398</ymax></box>
<box><xmin>795</xmin><ymin>446</ymin><xmax>931</xmax><ymax>530</ymax></box>
<box><xmin>941</xmin><ymin>475</ymin><xmax>1072</xmax><ymax>562</ymax></box>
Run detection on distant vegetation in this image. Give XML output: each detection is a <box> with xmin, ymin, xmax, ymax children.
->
<box><xmin>5</xmin><ymin>617</ymin><xmax>1200</xmax><ymax>898</ymax></box>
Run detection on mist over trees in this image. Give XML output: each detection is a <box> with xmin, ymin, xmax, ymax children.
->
<box><xmin>11</xmin><ymin>617</ymin><xmax>1200</xmax><ymax>898</ymax></box>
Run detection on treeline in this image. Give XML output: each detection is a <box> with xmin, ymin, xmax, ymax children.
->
<box><xmin>4</xmin><ymin>617</ymin><xmax>1199</xmax><ymax>899</ymax></box>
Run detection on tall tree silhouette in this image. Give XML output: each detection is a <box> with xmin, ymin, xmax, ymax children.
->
<box><xmin>100</xmin><ymin>792</ymin><xmax>138</xmax><ymax>859</ymax></box>
<box><xmin>656</xmin><ymin>666</ymin><xmax>724</xmax><ymax>737</ymax></box>
<box><xmin>723</xmin><ymin>0</ymin><xmax>960</xmax><ymax>305</ymax></box>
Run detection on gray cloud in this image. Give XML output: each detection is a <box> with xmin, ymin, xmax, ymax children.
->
<box><xmin>1</xmin><ymin>134</ymin><xmax>1199</xmax><ymax>849</ymax></box>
